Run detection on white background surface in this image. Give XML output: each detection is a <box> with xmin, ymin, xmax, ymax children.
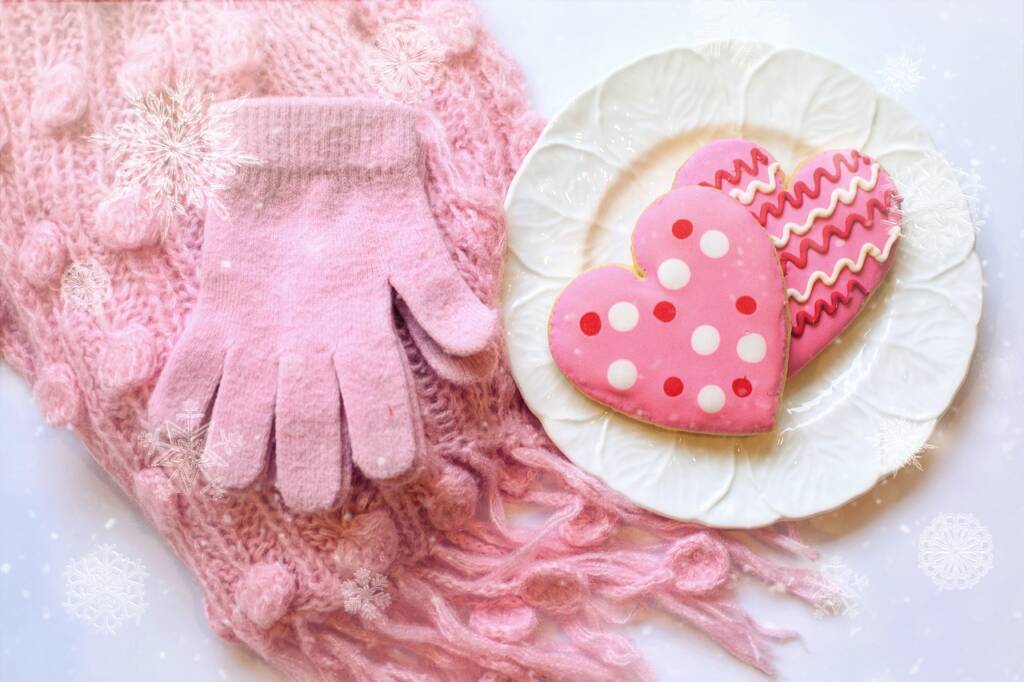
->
<box><xmin>2</xmin><ymin>2</ymin><xmax>1022</xmax><ymax>681</ymax></box>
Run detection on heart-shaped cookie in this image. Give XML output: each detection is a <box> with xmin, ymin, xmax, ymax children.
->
<box><xmin>548</xmin><ymin>186</ymin><xmax>789</xmax><ymax>434</ymax></box>
<box><xmin>674</xmin><ymin>140</ymin><xmax>901</xmax><ymax>375</ymax></box>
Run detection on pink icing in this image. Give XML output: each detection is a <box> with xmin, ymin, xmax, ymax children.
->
<box><xmin>673</xmin><ymin>140</ymin><xmax>900</xmax><ymax>375</ymax></box>
<box><xmin>548</xmin><ymin>186</ymin><xmax>788</xmax><ymax>434</ymax></box>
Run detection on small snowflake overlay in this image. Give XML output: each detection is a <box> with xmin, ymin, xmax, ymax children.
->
<box><xmin>917</xmin><ymin>513</ymin><xmax>993</xmax><ymax>590</ymax></box>
<box><xmin>369</xmin><ymin>21</ymin><xmax>443</xmax><ymax>103</ymax></box>
<box><xmin>689</xmin><ymin>0</ymin><xmax>793</xmax><ymax>66</ymax></box>
<box><xmin>91</xmin><ymin>76</ymin><xmax>260</xmax><ymax>232</ymax></box>
<box><xmin>140</xmin><ymin>400</ymin><xmax>235</xmax><ymax>498</ymax></box>
<box><xmin>878</xmin><ymin>52</ymin><xmax>925</xmax><ymax>98</ymax></box>
<box><xmin>892</xmin><ymin>153</ymin><xmax>983</xmax><ymax>261</ymax></box>
<box><xmin>62</xmin><ymin>544</ymin><xmax>147</xmax><ymax>635</ymax></box>
<box><xmin>814</xmin><ymin>556</ymin><xmax>869</xmax><ymax>618</ymax></box>
<box><xmin>340</xmin><ymin>568</ymin><xmax>392</xmax><ymax>623</ymax></box>
<box><xmin>60</xmin><ymin>259</ymin><xmax>112</xmax><ymax>314</ymax></box>
<box><xmin>875</xmin><ymin>417</ymin><xmax>935</xmax><ymax>473</ymax></box>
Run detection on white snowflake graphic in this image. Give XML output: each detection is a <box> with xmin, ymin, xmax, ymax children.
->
<box><xmin>62</xmin><ymin>544</ymin><xmax>147</xmax><ymax>635</ymax></box>
<box><xmin>340</xmin><ymin>568</ymin><xmax>392</xmax><ymax>622</ymax></box>
<box><xmin>91</xmin><ymin>76</ymin><xmax>260</xmax><ymax>232</ymax></box>
<box><xmin>918</xmin><ymin>513</ymin><xmax>993</xmax><ymax>590</ymax></box>
<box><xmin>369</xmin><ymin>21</ymin><xmax>442</xmax><ymax>103</ymax></box>
<box><xmin>892</xmin><ymin>153</ymin><xmax>981</xmax><ymax>261</ymax></box>
<box><xmin>60</xmin><ymin>259</ymin><xmax>113</xmax><ymax>314</ymax></box>
<box><xmin>140</xmin><ymin>400</ymin><xmax>235</xmax><ymax>498</ymax></box>
<box><xmin>814</xmin><ymin>556</ymin><xmax>869</xmax><ymax>618</ymax></box>
<box><xmin>879</xmin><ymin>52</ymin><xmax>925</xmax><ymax>98</ymax></box>
<box><xmin>689</xmin><ymin>0</ymin><xmax>793</xmax><ymax>66</ymax></box>
<box><xmin>876</xmin><ymin>417</ymin><xmax>935</xmax><ymax>473</ymax></box>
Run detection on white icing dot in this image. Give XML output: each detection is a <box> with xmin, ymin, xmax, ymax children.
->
<box><xmin>699</xmin><ymin>230</ymin><xmax>730</xmax><ymax>259</ymax></box>
<box><xmin>657</xmin><ymin>258</ymin><xmax>690</xmax><ymax>290</ymax></box>
<box><xmin>737</xmin><ymin>333</ymin><xmax>767</xmax><ymax>363</ymax></box>
<box><xmin>690</xmin><ymin>325</ymin><xmax>720</xmax><ymax>356</ymax></box>
<box><xmin>698</xmin><ymin>385</ymin><xmax>726</xmax><ymax>414</ymax></box>
<box><xmin>608</xmin><ymin>301</ymin><xmax>639</xmax><ymax>332</ymax></box>
<box><xmin>607</xmin><ymin>359</ymin><xmax>637</xmax><ymax>391</ymax></box>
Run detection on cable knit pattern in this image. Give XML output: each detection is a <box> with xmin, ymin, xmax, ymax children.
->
<box><xmin>0</xmin><ymin>2</ymin><xmax>833</xmax><ymax>679</ymax></box>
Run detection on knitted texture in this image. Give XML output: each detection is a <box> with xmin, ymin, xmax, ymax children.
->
<box><xmin>0</xmin><ymin>2</ymin><xmax>835</xmax><ymax>679</ymax></box>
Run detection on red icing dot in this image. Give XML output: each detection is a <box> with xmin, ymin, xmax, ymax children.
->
<box><xmin>653</xmin><ymin>300</ymin><xmax>676</xmax><ymax>322</ymax></box>
<box><xmin>579</xmin><ymin>312</ymin><xmax>601</xmax><ymax>336</ymax></box>
<box><xmin>672</xmin><ymin>219</ymin><xmax>693</xmax><ymax>239</ymax></box>
<box><xmin>732</xmin><ymin>377</ymin><xmax>752</xmax><ymax>397</ymax></box>
<box><xmin>663</xmin><ymin>377</ymin><xmax>684</xmax><ymax>397</ymax></box>
<box><xmin>736</xmin><ymin>296</ymin><xmax>757</xmax><ymax>315</ymax></box>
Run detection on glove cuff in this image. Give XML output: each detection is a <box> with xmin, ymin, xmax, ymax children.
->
<box><xmin>212</xmin><ymin>96</ymin><xmax>420</xmax><ymax>174</ymax></box>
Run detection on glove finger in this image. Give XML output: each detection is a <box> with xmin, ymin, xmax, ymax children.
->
<box><xmin>399</xmin><ymin>298</ymin><xmax>498</xmax><ymax>385</ymax></box>
<box><xmin>202</xmin><ymin>345</ymin><xmax>275</xmax><ymax>490</ymax></box>
<box><xmin>274</xmin><ymin>352</ymin><xmax>343</xmax><ymax>513</ymax></box>
<box><xmin>148</xmin><ymin>320</ymin><xmax>226</xmax><ymax>429</ymax></box>
<box><xmin>335</xmin><ymin>314</ymin><xmax>421</xmax><ymax>481</ymax></box>
<box><xmin>389</xmin><ymin>220</ymin><xmax>496</xmax><ymax>357</ymax></box>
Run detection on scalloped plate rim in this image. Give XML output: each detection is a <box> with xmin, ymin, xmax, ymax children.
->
<box><xmin>502</xmin><ymin>40</ymin><xmax>983</xmax><ymax>528</ymax></box>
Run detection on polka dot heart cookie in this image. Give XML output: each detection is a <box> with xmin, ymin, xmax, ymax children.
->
<box><xmin>548</xmin><ymin>186</ymin><xmax>789</xmax><ymax>434</ymax></box>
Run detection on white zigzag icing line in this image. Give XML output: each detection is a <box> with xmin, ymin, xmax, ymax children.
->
<box><xmin>768</xmin><ymin>162</ymin><xmax>881</xmax><ymax>249</ymax></box>
<box><xmin>787</xmin><ymin>225</ymin><xmax>901</xmax><ymax>303</ymax></box>
<box><xmin>729</xmin><ymin>162</ymin><xmax>781</xmax><ymax>204</ymax></box>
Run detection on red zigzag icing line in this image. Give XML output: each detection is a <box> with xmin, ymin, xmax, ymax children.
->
<box><xmin>779</xmin><ymin>192</ymin><xmax>899</xmax><ymax>274</ymax></box>
<box><xmin>792</xmin><ymin>279</ymin><xmax>870</xmax><ymax>338</ymax></box>
<box><xmin>700</xmin><ymin>147</ymin><xmax>773</xmax><ymax>191</ymax></box>
<box><xmin>756</xmin><ymin>151</ymin><xmax>869</xmax><ymax>227</ymax></box>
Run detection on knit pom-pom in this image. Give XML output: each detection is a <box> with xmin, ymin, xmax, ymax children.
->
<box><xmin>93</xmin><ymin>194</ymin><xmax>161</xmax><ymax>251</ymax></box>
<box><xmin>425</xmin><ymin>463</ymin><xmax>478</xmax><ymax>531</ymax></box>
<box><xmin>666</xmin><ymin>532</ymin><xmax>732</xmax><ymax>595</ymax></box>
<box><xmin>235</xmin><ymin>561</ymin><xmax>296</xmax><ymax>630</ymax></box>
<box><xmin>34</xmin><ymin>363</ymin><xmax>82</xmax><ymax>427</ymax></box>
<box><xmin>32</xmin><ymin>62</ymin><xmax>88</xmax><ymax>131</ymax></box>
<box><xmin>117</xmin><ymin>34</ymin><xmax>173</xmax><ymax>97</ymax></box>
<box><xmin>210</xmin><ymin>14</ymin><xmax>265</xmax><ymax>96</ymax></box>
<box><xmin>422</xmin><ymin>1</ymin><xmax>482</xmax><ymax>58</ymax></box>
<box><xmin>560</xmin><ymin>504</ymin><xmax>618</xmax><ymax>548</ymax></box>
<box><xmin>508</xmin><ymin>112</ymin><xmax>546</xmax><ymax>168</ymax></box>
<box><xmin>17</xmin><ymin>221</ymin><xmax>68</xmax><ymax>287</ymax></box>
<box><xmin>469</xmin><ymin>600</ymin><xmax>537</xmax><ymax>643</ymax></box>
<box><xmin>132</xmin><ymin>467</ymin><xmax>180</xmax><ymax>534</ymax></box>
<box><xmin>518</xmin><ymin>565</ymin><xmax>588</xmax><ymax>616</ymax></box>
<box><xmin>333</xmin><ymin>509</ymin><xmax>400</xmax><ymax>574</ymax></box>
<box><xmin>98</xmin><ymin>324</ymin><xmax>157</xmax><ymax>395</ymax></box>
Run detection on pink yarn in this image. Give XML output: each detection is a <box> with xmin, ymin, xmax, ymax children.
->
<box><xmin>0</xmin><ymin>2</ymin><xmax>837</xmax><ymax>679</ymax></box>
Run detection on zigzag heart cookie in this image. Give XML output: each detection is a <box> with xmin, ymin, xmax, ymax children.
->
<box><xmin>548</xmin><ymin>187</ymin><xmax>789</xmax><ymax>434</ymax></box>
<box><xmin>674</xmin><ymin>140</ymin><xmax>901</xmax><ymax>375</ymax></box>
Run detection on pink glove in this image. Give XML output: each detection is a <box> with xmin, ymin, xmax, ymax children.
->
<box><xmin>149</xmin><ymin>97</ymin><xmax>497</xmax><ymax>512</ymax></box>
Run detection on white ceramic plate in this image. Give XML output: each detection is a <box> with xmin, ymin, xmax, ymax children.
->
<box><xmin>502</xmin><ymin>42</ymin><xmax>982</xmax><ymax>528</ymax></box>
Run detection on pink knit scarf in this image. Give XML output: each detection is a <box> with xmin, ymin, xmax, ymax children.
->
<box><xmin>0</xmin><ymin>2</ymin><xmax>833</xmax><ymax>679</ymax></box>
